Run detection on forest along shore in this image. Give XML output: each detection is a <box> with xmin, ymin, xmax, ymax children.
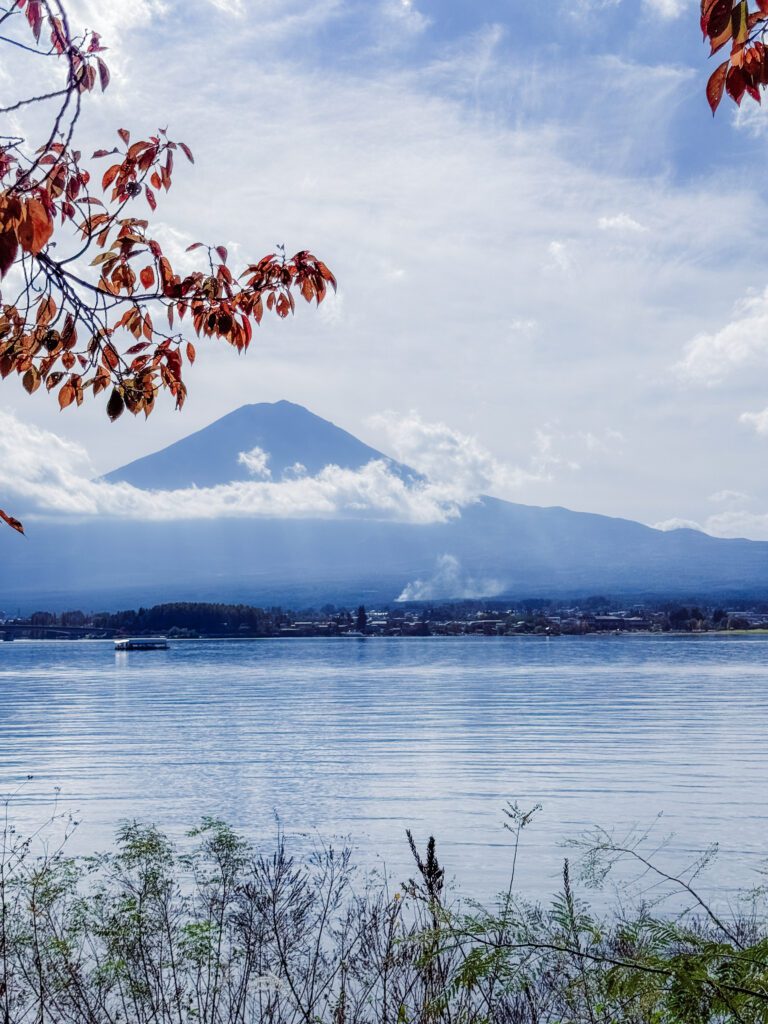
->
<box><xmin>3</xmin><ymin>599</ymin><xmax>768</xmax><ymax>639</ymax></box>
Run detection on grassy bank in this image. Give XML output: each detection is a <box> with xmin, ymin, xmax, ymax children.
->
<box><xmin>2</xmin><ymin>803</ymin><xmax>768</xmax><ymax>1023</ymax></box>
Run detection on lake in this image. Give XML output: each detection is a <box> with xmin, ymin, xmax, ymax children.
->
<box><xmin>1</xmin><ymin>634</ymin><xmax>767</xmax><ymax>901</ymax></box>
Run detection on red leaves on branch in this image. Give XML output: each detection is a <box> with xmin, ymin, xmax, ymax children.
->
<box><xmin>702</xmin><ymin>1</ymin><xmax>768</xmax><ymax>112</ymax></box>
<box><xmin>0</xmin><ymin>0</ymin><xmax>334</xmax><ymax>533</ymax></box>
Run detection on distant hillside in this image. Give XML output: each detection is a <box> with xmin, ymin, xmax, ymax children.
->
<box><xmin>1</xmin><ymin>401</ymin><xmax>767</xmax><ymax>611</ymax></box>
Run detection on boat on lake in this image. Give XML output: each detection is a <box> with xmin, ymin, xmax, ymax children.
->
<box><xmin>114</xmin><ymin>637</ymin><xmax>169</xmax><ymax>651</ymax></box>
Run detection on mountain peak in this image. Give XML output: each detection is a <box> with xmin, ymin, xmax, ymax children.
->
<box><xmin>103</xmin><ymin>401</ymin><xmax>397</xmax><ymax>491</ymax></box>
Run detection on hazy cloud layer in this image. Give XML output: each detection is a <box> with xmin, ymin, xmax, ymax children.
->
<box><xmin>0</xmin><ymin>411</ymin><xmax>537</xmax><ymax>525</ymax></box>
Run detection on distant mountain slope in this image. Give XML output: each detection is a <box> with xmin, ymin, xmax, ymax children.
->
<box><xmin>1</xmin><ymin>498</ymin><xmax>767</xmax><ymax>612</ymax></box>
<box><xmin>103</xmin><ymin>400</ymin><xmax>406</xmax><ymax>489</ymax></box>
<box><xmin>1</xmin><ymin>401</ymin><xmax>767</xmax><ymax>610</ymax></box>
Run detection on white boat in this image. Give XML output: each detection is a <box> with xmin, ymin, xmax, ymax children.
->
<box><xmin>114</xmin><ymin>637</ymin><xmax>169</xmax><ymax>651</ymax></box>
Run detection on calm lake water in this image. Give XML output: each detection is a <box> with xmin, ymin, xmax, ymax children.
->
<box><xmin>1</xmin><ymin>634</ymin><xmax>767</xmax><ymax>900</ymax></box>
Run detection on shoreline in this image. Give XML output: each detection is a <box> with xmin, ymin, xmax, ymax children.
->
<box><xmin>4</xmin><ymin>629</ymin><xmax>768</xmax><ymax>642</ymax></box>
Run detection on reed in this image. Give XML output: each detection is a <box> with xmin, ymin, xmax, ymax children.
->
<box><xmin>2</xmin><ymin>797</ymin><xmax>767</xmax><ymax>1023</ymax></box>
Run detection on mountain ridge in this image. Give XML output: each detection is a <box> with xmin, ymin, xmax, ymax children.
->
<box><xmin>102</xmin><ymin>400</ymin><xmax>409</xmax><ymax>490</ymax></box>
<box><xmin>1</xmin><ymin>400</ymin><xmax>766</xmax><ymax>610</ymax></box>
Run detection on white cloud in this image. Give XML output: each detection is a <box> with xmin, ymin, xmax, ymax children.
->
<box><xmin>581</xmin><ymin>428</ymin><xmax>625</xmax><ymax>452</ymax></box>
<box><xmin>547</xmin><ymin>240</ymin><xmax>573</xmax><ymax>272</ymax></box>
<box><xmin>237</xmin><ymin>447</ymin><xmax>272</xmax><ymax>478</ymax></box>
<box><xmin>643</xmin><ymin>0</ymin><xmax>687</xmax><ymax>17</ymax></box>
<box><xmin>67</xmin><ymin>0</ymin><xmax>168</xmax><ymax>36</ymax></box>
<box><xmin>704</xmin><ymin>510</ymin><xmax>768</xmax><ymax>540</ymax></box>
<box><xmin>571</xmin><ymin>0</ymin><xmax>622</xmax><ymax>14</ymax></box>
<box><xmin>598</xmin><ymin>213</ymin><xmax>647</xmax><ymax>232</ymax></box>
<box><xmin>396</xmin><ymin>554</ymin><xmax>505</xmax><ymax>602</ymax></box>
<box><xmin>574</xmin><ymin>0</ymin><xmax>686</xmax><ymax>16</ymax></box>
<box><xmin>733</xmin><ymin>99</ymin><xmax>768</xmax><ymax>138</ymax></box>
<box><xmin>709</xmin><ymin>489</ymin><xmax>750</xmax><ymax>505</ymax></box>
<box><xmin>508</xmin><ymin>318</ymin><xmax>538</xmax><ymax>335</ymax></box>
<box><xmin>208</xmin><ymin>0</ymin><xmax>245</xmax><ymax>14</ymax></box>
<box><xmin>380</xmin><ymin>0</ymin><xmax>430</xmax><ymax>35</ymax></box>
<box><xmin>740</xmin><ymin>408</ymin><xmax>768</xmax><ymax>436</ymax></box>
<box><xmin>675</xmin><ymin>287</ymin><xmax>768</xmax><ymax>384</ymax></box>
<box><xmin>369</xmin><ymin>411</ymin><xmax>549</xmax><ymax>498</ymax></box>
<box><xmin>652</xmin><ymin>518</ymin><xmax>703</xmax><ymax>532</ymax></box>
<box><xmin>0</xmin><ymin>411</ymin><xmax>531</xmax><ymax>526</ymax></box>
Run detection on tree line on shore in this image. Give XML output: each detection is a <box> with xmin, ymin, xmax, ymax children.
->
<box><xmin>4</xmin><ymin>598</ymin><xmax>768</xmax><ymax>639</ymax></box>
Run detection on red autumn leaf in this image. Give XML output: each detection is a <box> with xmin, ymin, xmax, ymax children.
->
<box><xmin>731</xmin><ymin>0</ymin><xmax>749</xmax><ymax>47</ymax></box>
<box><xmin>106</xmin><ymin>388</ymin><xmax>125</xmax><ymax>421</ymax></box>
<box><xmin>0</xmin><ymin>229</ymin><xmax>18</xmax><ymax>278</ymax></box>
<box><xmin>101</xmin><ymin>163</ymin><xmax>121</xmax><ymax>190</ymax></box>
<box><xmin>746</xmin><ymin>79</ymin><xmax>761</xmax><ymax>103</ymax></box>
<box><xmin>18</xmin><ymin>199</ymin><xmax>53</xmax><ymax>254</ymax></box>
<box><xmin>97</xmin><ymin>57</ymin><xmax>110</xmax><ymax>91</ymax></box>
<box><xmin>50</xmin><ymin>16</ymin><xmax>66</xmax><ymax>53</ymax></box>
<box><xmin>706</xmin><ymin>0</ymin><xmax>732</xmax><ymax>39</ymax></box>
<box><xmin>36</xmin><ymin>294</ymin><xmax>57</xmax><ymax>326</ymax></box>
<box><xmin>58</xmin><ymin>383</ymin><xmax>75</xmax><ymax>409</ymax></box>
<box><xmin>707</xmin><ymin>0</ymin><xmax>734</xmax><ymax>53</ymax></box>
<box><xmin>179</xmin><ymin>143</ymin><xmax>194</xmax><ymax>164</ymax></box>
<box><xmin>145</xmin><ymin>185</ymin><xmax>157</xmax><ymax>211</ymax></box>
<box><xmin>103</xmin><ymin>343</ymin><xmax>119</xmax><ymax>370</ymax></box>
<box><xmin>77</xmin><ymin>64</ymin><xmax>97</xmax><ymax>93</ymax></box>
<box><xmin>215</xmin><ymin>245</ymin><xmax>228</xmax><ymax>264</ymax></box>
<box><xmin>701</xmin><ymin>0</ymin><xmax>719</xmax><ymax>36</ymax></box>
<box><xmin>117</xmin><ymin>128</ymin><xmax>130</xmax><ymax>146</ymax></box>
<box><xmin>140</xmin><ymin>266</ymin><xmax>155</xmax><ymax>289</ymax></box>
<box><xmin>706</xmin><ymin>59</ymin><xmax>729</xmax><ymax>113</ymax></box>
<box><xmin>726</xmin><ymin>64</ymin><xmax>747</xmax><ymax>104</ymax></box>
<box><xmin>26</xmin><ymin>0</ymin><xmax>42</xmax><ymax>40</ymax></box>
<box><xmin>186</xmin><ymin>242</ymin><xmax>203</xmax><ymax>251</ymax></box>
<box><xmin>22</xmin><ymin>366</ymin><xmax>40</xmax><ymax>394</ymax></box>
<box><xmin>186</xmin><ymin>341</ymin><xmax>196</xmax><ymax>364</ymax></box>
<box><xmin>0</xmin><ymin>509</ymin><xmax>24</xmax><ymax>535</ymax></box>
<box><xmin>317</xmin><ymin>261</ymin><xmax>337</xmax><ymax>289</ymax></box>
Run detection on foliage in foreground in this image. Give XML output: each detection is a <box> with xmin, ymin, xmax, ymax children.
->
<box><xmin>2</xmin><ymin>803</ymin><xmax>768</xmax><ymax>1023</ymax></box>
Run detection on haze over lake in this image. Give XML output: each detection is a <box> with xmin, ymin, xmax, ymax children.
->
<box><xmin>2</xmin><ymin>635</ymin><xmax>767</xmax><ymax>899</ymax></box>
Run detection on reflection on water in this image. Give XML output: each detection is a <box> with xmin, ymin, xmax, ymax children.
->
<box><xmin>1</xmin><ymin>635</ymin><xmax>767</xmax><ymax>897</ymax></box>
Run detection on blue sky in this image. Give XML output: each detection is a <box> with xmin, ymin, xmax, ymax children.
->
<box><xmin>6</xmin><ymin>0</ymin><xmax>768</xmax><ymax>538</ymax></box>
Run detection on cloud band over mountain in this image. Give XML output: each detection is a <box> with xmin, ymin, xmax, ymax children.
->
<box><xmin>0</xmin><ymin>408</ymin><xmax>519</xmax><ymax>525</ymax></box>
